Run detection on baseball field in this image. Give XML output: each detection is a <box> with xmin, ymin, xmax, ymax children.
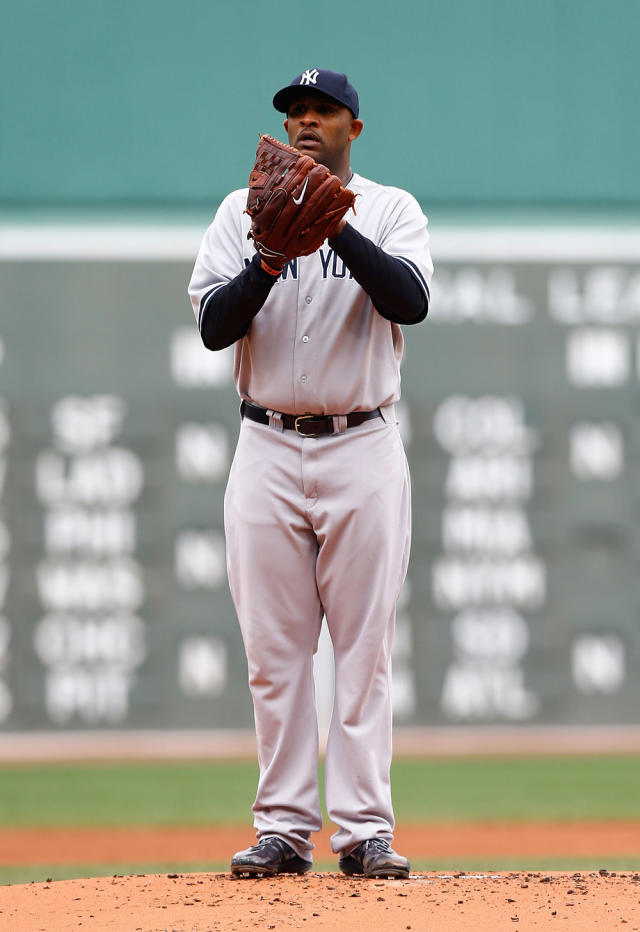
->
<box><xmin>1</xmin><ymin>754</ymin><xmax>640</xmax><ymax>928</ymax></box>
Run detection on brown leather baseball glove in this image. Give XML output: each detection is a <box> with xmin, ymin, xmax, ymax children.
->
<box><xmin>245</xmin><ymin>134</ymin><xmax>357</xmax><ymax>274</ymax></box>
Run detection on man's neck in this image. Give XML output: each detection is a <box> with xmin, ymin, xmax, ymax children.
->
<box><xmin>321</xmin><ymin>161</ymin><xmax>352</xmax><ymax>185</ymax></box>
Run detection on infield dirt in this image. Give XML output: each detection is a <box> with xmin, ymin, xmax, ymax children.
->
<box><xmin>2</xmin><ymin>869</ymin><xmax>640</xmax><ymax>930</ymax></box>
<box><xmin>2</xmin><ymin>822</ymin><xmax>640</xmax><ymax>929</ymax></box>
<box><xmin>2</xmin><ymin>821</ymin><xmax>640</xmax><ymax>865</ymax></box>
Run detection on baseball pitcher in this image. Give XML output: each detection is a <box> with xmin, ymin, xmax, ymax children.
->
<box><xmin>188</xmin><ymin>68</ymin><xmax>433</xmax><ymax>879</ymax></box>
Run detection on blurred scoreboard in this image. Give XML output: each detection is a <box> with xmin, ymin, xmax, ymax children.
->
<box><xmin>0</xmin><ymin>225</ymin><xmax>639</xmax><ymax>732</ymax></box>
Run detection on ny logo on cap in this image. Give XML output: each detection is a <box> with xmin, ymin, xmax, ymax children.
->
<box><xmin>299</xmin><ymin>68</ymin><xmax>319</xmax><ymax>86</ymax></box>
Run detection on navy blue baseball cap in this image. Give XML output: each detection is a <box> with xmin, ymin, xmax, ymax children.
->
<box><xmin>273</xmin><ymin>68</ymin><xmax>359</xmax><ymax>118</ymax></box>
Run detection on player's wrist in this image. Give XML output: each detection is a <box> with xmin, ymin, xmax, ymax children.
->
<box><xmin>328</xmin><ymin>218</ymin><xmax>348</xmax><ymax>241</ymax></box>
<box><xmin>260</xmin><ymin>258</ymin><xmax>284</xmax><ymax>277</ymax></box>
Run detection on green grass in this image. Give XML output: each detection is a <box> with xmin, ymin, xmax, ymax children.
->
<box><xmin>1</xmin><ymin>755</ymin><xmax>639</xmax><ymax>828</ymax></box>
<box><xmin>0</xmin><ymin>759</ymin><xmax>259</xmax><ymax>827</ymax></box>
<box><xmin>390</xmin><ymin>755</ymin><xmax>640</xmax><ymax>822</ymax></box>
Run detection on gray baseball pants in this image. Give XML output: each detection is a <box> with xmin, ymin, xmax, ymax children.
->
<box><xmin>224</xmin><ymin>407</ymin><xmax>411</xmax><ymax>860</ymax></box>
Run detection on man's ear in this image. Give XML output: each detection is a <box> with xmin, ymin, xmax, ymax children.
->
<box><xmin>284</xmin><ymin>119</ymin><xmax>289</xmax><ymax>132</ymax></box>
<box><xmin>349</xmin><ymin>119</ymin><xmax>364</xmax><ymax>142</ymax></box>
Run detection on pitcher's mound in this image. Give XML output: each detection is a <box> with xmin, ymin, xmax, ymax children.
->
<box><xmin>3</xmin><ymin>869</ymin><xmax>640</xmax><ymax>930</ymax></box>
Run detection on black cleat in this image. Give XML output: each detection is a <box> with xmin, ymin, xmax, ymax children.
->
<box><xmin>230</xmin><ymin>836</ymin><xmax>312</xmax><ymax>878</ymax></box>
<box><xmin>339</xmin><ymin>838</ymin><xmax>410</xmax><ymax>879</ymax></box>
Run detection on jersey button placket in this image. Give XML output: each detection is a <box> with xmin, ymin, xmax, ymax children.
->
<box><xmin>299</xmin><ymin>326</ymin><xmax>310</xmax><ymax>389</ymax></box>
<box><xmin>294</xmin><ymin>276</ymin><xmax>313</xmax><ymax>405</ymax></box>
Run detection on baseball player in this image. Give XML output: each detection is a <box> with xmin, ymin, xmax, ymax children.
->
<box><xmin>188</xmin><ymin>68</ymin><xmax>433</xmax><ymax>879</ymax></box>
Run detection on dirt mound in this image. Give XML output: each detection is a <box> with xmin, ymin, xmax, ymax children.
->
<box><xmin>3</xmin><ymin>869</ymin><xmax>640</xmax><ymax>931</ymax></box>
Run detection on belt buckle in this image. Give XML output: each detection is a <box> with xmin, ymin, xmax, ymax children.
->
<box><xmin>295</xmin><ymin>415</ymin><xmax>317</xmax><ymax>436</ymax></box>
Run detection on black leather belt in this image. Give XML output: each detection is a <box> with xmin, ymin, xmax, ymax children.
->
<box><xmin>240</xmin><ymin>400</ymin><xmax>381</xmax><ymax>437</ymax></box>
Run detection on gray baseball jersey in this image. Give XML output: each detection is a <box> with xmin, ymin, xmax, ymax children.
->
<box><xmin>189</xmin><ymin>173</ymin><xmax>432</xmax><ymax>860</ymax></box>
<box><xmin>189</xmin><ymin>174</ymin><xmax>433</xmax><ymax>413</ymax></box>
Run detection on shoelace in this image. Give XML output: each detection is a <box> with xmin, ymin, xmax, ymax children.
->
<box><xmin>258</xmin><ymin>836</ymin><xmax>291</xmax><ymax>853</ymax></box>
<box><xmin>363</xmin><ymin>838</ymin><xmax>391</xmax><ymax>854</ymax></box>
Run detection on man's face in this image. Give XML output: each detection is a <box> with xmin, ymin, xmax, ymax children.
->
<box><xmin>284</xmin><ymin>92</ymin><xmax>362</xmax><ymax>172</ymax></box>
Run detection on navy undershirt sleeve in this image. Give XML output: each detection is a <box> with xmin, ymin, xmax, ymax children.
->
<box><xmin>328</xmin><ymin>223</ymin><xmax>429</xmax><ymax>324</ymax></box>
<box><xmin>199</xmin><ymin>254</ymin><xmax>278</xmax><ymax>350</ymax></box>
<box><xmin>199</xmin><ymin>224</ymin><xmax>428</xmax><ymax>351</ymax></box>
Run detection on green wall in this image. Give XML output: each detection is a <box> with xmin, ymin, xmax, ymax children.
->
<box><xmin>2</xmin><ymin>0</ymin><xmax>639</xmax><ymax>212</ymax></box>
<box><xmin>2</xmin><ymin>233</ymin><xmax>640</xmax><ymax>731</ymax></box>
